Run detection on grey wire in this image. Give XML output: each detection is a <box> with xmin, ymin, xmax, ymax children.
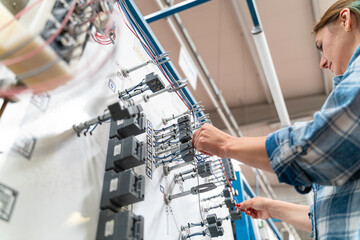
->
<box><xmin>0</xmin><ymin>37</ymin><xmax>34</xmax><ymax>60</ymax></box>
<box><xmin>17</xmin><ymin>58</ymin><xmax>61</xmax><ymax>81</ymax></box>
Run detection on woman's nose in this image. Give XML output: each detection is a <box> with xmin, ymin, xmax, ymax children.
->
<box><xmin>320</xmin><ymin>55</ymin><xmax>328</xmax><ymax>69</ymax></box>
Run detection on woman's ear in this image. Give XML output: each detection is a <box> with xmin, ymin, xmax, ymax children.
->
<box><xmin>339</xmin><ymin>8</ymin><xmax>352</xmax><ymax>32</ymax></box>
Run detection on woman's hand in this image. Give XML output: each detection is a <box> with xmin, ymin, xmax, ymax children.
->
<box><xmin>237</xmin><ymin>197</ymin><xmax>273</xmax><ymax>220</ymax></box>
<box><xmin>192</xmin><ymin>123</ymin><xmax>233</xmax><ymax>157</ymax></box>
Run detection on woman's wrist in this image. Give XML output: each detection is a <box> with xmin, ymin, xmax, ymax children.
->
<box><xmin>219</xmin><ymin>135</ymin><xmax>236</xmax><ymax>158</ymax></box>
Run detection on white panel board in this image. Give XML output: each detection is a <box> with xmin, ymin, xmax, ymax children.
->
<box><xmin>0</xmin><ymin>3</ymin><xmax>235</xmax><ymax>240</ymax></box>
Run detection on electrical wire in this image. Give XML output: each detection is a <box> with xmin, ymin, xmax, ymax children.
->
<box><xmin>154</xmin><ymin>123</ymin><xmax>177</xmax><ymax>133</ymax></box>
<box><xmin>0</xmin><ymin>0</ymin><xmax>78</xmax><ymax>67</ymax></box>
<box><xmin>187</xmin><ymin>232</ymin><xmax>204</xmax><ymax>238</ymax></box>
<box><xmin>154</xmin><ymin>135</ymin><xmax>177</xmax><ymax>145</ymax></box>
<box><xmin>0</xmin><ymin>0</ymin><xmax>43</xmax><ymax>32</ymax></box>
<box><xmin>154</xmin><ymin>157</ymin><xmax>182</xmax><ymax>166</ymax></box>
<box><xmin>0</xmin><ymin>1</ymin><xmax>120</xmax><ymax>97</ymax></box>
<box><xmin>154</xmin><ymin>151</ymin><xmax>179</xmax><ymax>159</ymax></box>
<box><xmin>117</xmin><ymin>1</ymin><xmax>193</xmax><ymax>111</ymax></box>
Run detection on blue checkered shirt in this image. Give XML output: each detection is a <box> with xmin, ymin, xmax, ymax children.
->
<box><xmin>266</xmin><ymin>45</ymin><xmax>360</xmax><ymax>239</ymax></box>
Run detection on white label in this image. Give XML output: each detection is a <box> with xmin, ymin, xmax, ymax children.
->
<box><xmin>109</xmin><ymin>178</ymin><xmax>118</xmax><ymax>192</ymax></box>
<box><xmin>179</xmin><ymin>46</ymin><xmax>198</xmax><ymax>90</ymax></box>
<box><xmin>104</xmin><ymin>220</ymin><xmax>115</xmax><ymax>237</ymax></box>
<box><xmin>116</xmin><ymin>120</ymin><xmax>124</xmax><ymax>126</ymax></box>
<box><xmin>114</xmin><ymin>144</ymin><xmax>121</xmax><ymax>156</ymax></box>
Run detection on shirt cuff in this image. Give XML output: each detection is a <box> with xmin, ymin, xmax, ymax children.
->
<box><xmin>265</xmin><ymin>127</ymin><xmax>310</xmax><ymax>186</ymax></box>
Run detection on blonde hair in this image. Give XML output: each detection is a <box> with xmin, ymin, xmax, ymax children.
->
<box><xmin>314</xmin><ymin>0</ymin><xmax>360</xmax><ymax>33</ymax></box>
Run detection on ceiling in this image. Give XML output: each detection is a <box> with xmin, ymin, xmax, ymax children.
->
<box><xmin>134</xmin><ymin>0</ymin><xmax>337</xmax><ymax>131</ymax></box>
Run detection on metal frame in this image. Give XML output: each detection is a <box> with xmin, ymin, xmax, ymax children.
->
<box><xmin>145</xmin><ymin>0</ymin><xmax>211</xmax><ymax>23</ymax></box>
<box><xmin>123</xmin><ymin>0</ymin><xmax>199</xmax><ymax>110</ymax></box>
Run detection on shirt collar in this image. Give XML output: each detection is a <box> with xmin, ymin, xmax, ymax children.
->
<box><xmin>333</xmin><ymin>44</ymin><xmax>360</xmax><ymax>87</ymax></box>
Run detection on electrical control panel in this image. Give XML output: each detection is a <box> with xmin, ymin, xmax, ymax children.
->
<box><xmin>0</xmin><ymin>1</ymin><xmax>240</xmax><ymax>240</ymax></box>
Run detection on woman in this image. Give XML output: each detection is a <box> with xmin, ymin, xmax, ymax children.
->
<box><xmin>192</xmin><ymin>0</ymin><xmax>360</xmax><ymax>239</ymax></box>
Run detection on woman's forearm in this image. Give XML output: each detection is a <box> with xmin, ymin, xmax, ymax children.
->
<box><xmin>268</xmin><ymin>200</ymin><xmax>312</xmax><ymax>233</ymax></box>
<box><xmin>223</xmin><ymin>136</ymin><xmax>274</xmax><ymax>173</ymax></box>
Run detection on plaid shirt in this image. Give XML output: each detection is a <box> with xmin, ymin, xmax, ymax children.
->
<box><xmin>266</xmin><ymin>45</ymin><xmax>360</xmax><ymax>239</ymax></box>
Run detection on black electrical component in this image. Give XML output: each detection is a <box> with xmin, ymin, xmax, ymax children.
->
<box><xmin>180</xmin><ymin>142</ymin><xmax>195</xmax><ymax>162</ymax></box>
<box><xmin>229</xmin><ymin>209</ymin><xmax>242</xmax><ymax>221</ymax></box>
<box><xmin>41</xmin><ymin>20</ymin><xmax>74</xmax><ymax>63</ymax></box>
<box><xmin>221</xmin><ymin>158</ymin><xmax>236</xmax><ymax>181</ymax></box>
<box><xmin>108</xmin><ymin>102</ymin><xmax>143</xmax><ymax>121</ymax></box>
<box><xmin>223</xmin><ymin>188</ymin><xmax>231</xmax><ymax>198</ymax></box>
<box><xmin>178</xmin><ymin>115</ymin><xmax>192</xmax><ymax>143</ymax></box>
<box><xmin>106</xmin><ymin>136</ymin><xmax>145</xmax><ymax>172</ymax></box>
<box><xmin>52</xmin><ymin>1</ymin><xmax>72</xmax><ymax>22</ymax></box>
<box><xmin>144</xmin><ymin>72</ymin><xmax>165</xmax><ymax>93</ymax></box>
<box><xmin>198</xmin><ymin>162</ymin><xmax>212</xmax><ymax>178</ymax></box>
<box><xmin>224</xmin><ymin>197</ymin><xmax>236</xmax><ymax>209</ymax></box>
<box><xmin>206</xmin><ymin>214</ymin><xmax>218</xmax><ymax>225</ymax></box>
<box><xmin>177</xmin><ymin>115</ymin><xmax>190</xmax><ymax>124</ymax></box>
<box><xmin>109</xmin><ymin>113</ymin><xmax>146</xmax><ymax>140</ymax></box>
<box><xmin>178</xmin><ymin>122</ymin><xmax>192</xmax><ymax>133</ymax></box>
<box><xmin>179</xmin><ymin>131</ymin><xmax>192</xmax><ymax>144</ymax></box>
<box><xmin>100</xmin><ymin>170</ymin><xmax>145</xmax><ymax>211</ymax></box>
<box><xmin>96</xmin><ymin>210</ymin><xmax>144</xmax><ymax>240</ymax></box>
<box><xmin>207</xmin><ymin>223</ymin><xmax>224</xmax><ymax>238</ymax></box>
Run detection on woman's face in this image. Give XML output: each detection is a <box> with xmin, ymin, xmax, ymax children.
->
<box><xmin>315</xmin><ymin>9</ymin><xmax>359</xmax><ymax>76</ymax></box>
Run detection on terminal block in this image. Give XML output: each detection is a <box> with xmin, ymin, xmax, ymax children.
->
<box><xmin>100</xmin><ymin>170</ymin><xmax>145</xmax><ymax>211</ymax></box>
<box><xmin>177</xmin><ymin>115</ymin><xmax>191</xmax><ymax>125</ymax></box>
<box><xmin>144</xmin><ymin>72</ymin><xmax>165</xmax><ymax>93</ymax></box>
<box><xmin>207</xmin><ymin>223</ymin><xmax>224</xmax><ymax>238</ymax></box>
<box><xmin>178</xmin><ymin>115</ymin><xmax>192</xmax><ymax>143</ymax></box>
<box><xmin>198</xmin><ymin>162</ymin><xmax>212</xmax><ymax>178</ymax></box>
<box><xmin>229</xmin><ymin>209</ymin><xmax>242</xmax><ymax>221</ymax></box>
<box><xmin>180</xmin><ymin>142</ymin><xmax>195</xmax><ymax>162</ymax></box>
<box><xmin>221</xmin><ymin>158</ymin><xmax>236</xmax><ymax>181</ymax></box>
<box><xmin>224</xmin><ymin>197</ymin><xmax>236</xmax><ymax>209</ymax></box>
<box><xmin>109</xmin><ymin>113</ymin><xmax>146</xmax><ymax>140</ymax></box>
<box><xmin>106</xmin><ymin>136</ymin><xmax>145</xmax><ymax>172</ymax></box>
<box><xmin>96</xmin><ymin>210</ymin><xmax>144</xmax><ymax>240</ymax></box>
<box><xmin>108</xmin><ymin>101</ymin><xmax>143</xmax><ymax>121</ymax></box>
<box><xmin>178</xmin><ymin>121</ymin><xmax>192</xmax><ymax>133</ymax></box>
<box><xmin>179</xmin><ymin>131</ymin><xmax>192</xmax><ymax>144</ymax></box>
<box><xmin>223</xmin><ymin>188</ymin><xmax>231</xmax><ymax>198</ymax></box>
<box><xmin>206</xmin><ymin>214</ymin><xmax>219</xmax><ymax>225</ymax></box>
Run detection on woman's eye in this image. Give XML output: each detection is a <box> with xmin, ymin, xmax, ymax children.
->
<box><xmin>317</xmin><ymin>43</ymin><xmax>323</xmax><ymax>51</ymax></box>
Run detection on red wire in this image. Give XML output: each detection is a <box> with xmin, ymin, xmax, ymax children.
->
<box><xmin>0</xmin><ymin>32</ymin><xmax>118</xmax><ymax>97</ymax></box>
<box><xmin>0</xmin><ymin>0</ymin><xmax>78</xmax><ymax>66</ymax></box>
<box><xmin>0</xmin><ymin>0</ymin><xmax>43</xmax><ymax>32</ymax></box>
<box><xmin>117</xmin><ymin>2</ymin><xmax>191</xmax><ymax>111</ymax></box>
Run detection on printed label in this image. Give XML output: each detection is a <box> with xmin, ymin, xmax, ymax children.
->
<box><xmin>31</xmin><ymin>92</ymin><xmax>51</xmax><ymax>112</ymax></box>
<box><xmin>114</xmin><ymin>144</ymin><xmax>121</xmax><ymax>156</ymax></box>
<box><xmin>109</xmin><ymin>178</ymin><xmax>118</xmax><ymax>192</ymax></box>
<box><xmin>12</xmin><ymin>132</ymin><xmax>37</xmax><ymax>160</ymax></box>
<box><xmin>0</xmin><ymin>183</ymin><xmax>18</xmax><ymax>222</ymax></box>
<box><xmin>108</xmin><ymin>79</ymin><xmax>116</xmax><ymax>93</ymax></box>
<box><xmin>104</xmin><ymin>220</ymin><xmax>114</xmax><ymax>237</ymax></box>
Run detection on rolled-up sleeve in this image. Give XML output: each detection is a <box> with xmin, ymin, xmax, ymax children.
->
<box><xmin>265</xmin><ymin>63</ymin><xmax>360</xmax><ymax>186</ymax></box>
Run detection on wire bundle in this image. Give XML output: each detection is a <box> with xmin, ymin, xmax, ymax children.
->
<box><xmin>117</xmin><ymin>0</ymin><xmax>195</xmax><ymax>112</ymax></box>
<box><xmin>91</xmin><ymin>28</ymin><xmax>116</xmax><ymax>45</ymax></box>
